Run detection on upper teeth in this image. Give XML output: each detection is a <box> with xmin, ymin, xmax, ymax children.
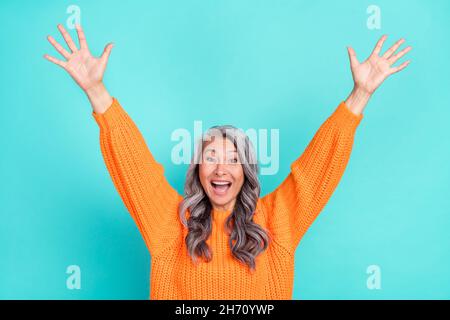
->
<box><xmin>213</xmin><ymin>181</ymin><xmax>230</xmax><ymax>185</ymax></box>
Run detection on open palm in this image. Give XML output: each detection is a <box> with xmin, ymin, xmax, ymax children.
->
<box><xmin>348</xmin><ymin>35</ymin><xmax>412</xmax><ymax>94</ymax></box>
<box><xmin>44</xmin><ymin>24</ymin><xmax>113</xmax><ymax>92</ymax></box>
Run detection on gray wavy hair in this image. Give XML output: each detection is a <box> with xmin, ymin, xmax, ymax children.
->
<box><xmin>178</xmin><ymin>125</ymin><xmax>271</xmax><ymax>272</ymax></box>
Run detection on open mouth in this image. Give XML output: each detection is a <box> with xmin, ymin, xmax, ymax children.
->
<box><xmin>211</xmin><ymin>180</ymin><xmax>232</xmax><ymax>196</ymax></box>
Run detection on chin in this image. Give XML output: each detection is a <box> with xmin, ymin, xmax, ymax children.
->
<box><xmin>211</xmin><ymin>198</ymin><xmax>231</xmax><ymax>206</ymax></box>
<box><xmin>209</xmin><ymin>194</ymin><xmax>235</xmax><ymax>207</ymax></box>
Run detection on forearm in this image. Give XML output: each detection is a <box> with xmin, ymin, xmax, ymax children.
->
<box><xmin>86</xmin><ymin>82</ymin><xmax>113</xmax><ymax>114</ymax></box>
<box><xmin>91</xmin><ymin>98</ymin><xmax>182</xmax><ymax>258</ymax></box>
<box><xmin>261</xmin><ymin>100</ymin><xmax>363</xmax><ymax>253</ymax></box>
<box><xmin>344</xmin><ymin>86</ymin><xmax>372</xmax><ymax>115</ymax></box>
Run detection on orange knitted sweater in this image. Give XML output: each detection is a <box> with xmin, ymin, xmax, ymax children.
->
<box><xmin>92</xmin><ymin>98</ymin><xmax>363</xmax><ymax>300</ymax></box>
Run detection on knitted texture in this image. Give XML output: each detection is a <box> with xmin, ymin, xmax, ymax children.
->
<box><xmin>92</xmin><ymin>98</ymin><xmax>363</xmax><ymax>299</ymax></box>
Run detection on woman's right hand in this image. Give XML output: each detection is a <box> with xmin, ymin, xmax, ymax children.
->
<box><xmin>44</xmin><ymin>24</ymin><xmax>114</xmax><ymax>114</ymax></box>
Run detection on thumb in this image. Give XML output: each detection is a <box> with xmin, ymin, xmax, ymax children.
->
<box><xmin>100</xmin><ymin>42</ymin><xmax>114</xmax><ymax>65</ymax></box>
<box><xmin>347</xmin><ymin>46</ymin><xmax>359</xmax><ymax>68</ymax></box>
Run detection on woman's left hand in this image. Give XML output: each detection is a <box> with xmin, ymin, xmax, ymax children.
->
<box><xmin>348</xmin><ymin>35</ymin><xmax>412</xmax><ymax>95</ymax></box>
<box><xmin>345</xmin><ymin>35</ymin><xmax>412</xmax><ymax>115</ymax></box>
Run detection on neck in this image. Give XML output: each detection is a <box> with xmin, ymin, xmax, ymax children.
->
<box><xmin>212</xmin><ymin>200</ymin><xmax>236</xmax><ymax>213</ymax></box>
<box><xmin>212</xmin><ymin>204</ymin><xmax>234</xmax><ymax>214</ymax></box>
<box><xmin>213</xmin><ymin>208</ymin><xmax>232</xmax><ymax>214</ymax></box>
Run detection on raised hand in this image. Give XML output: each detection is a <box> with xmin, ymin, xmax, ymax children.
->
<box><xmin>44</xmin><ymin>24</ymin><xmax>114</xmax><ymax>113</ymax></box>
<box><xmin>348</xmin><ymin>35</ymin><xmax>412</xmax><ymax>95</ymax></box>
<box><xmin>345</xmin><ymin>35</ymin><xmax>412</xmax><ymax>115</ymax></box>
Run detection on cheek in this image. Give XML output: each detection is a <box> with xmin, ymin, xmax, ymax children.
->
<box><xmin>232</xmin><ymin>168</ymin><xmax>245</xmax><ymax>189</ymax></box>
<box><xmin>199</xmin><ymin>165</ymin><xmax>213</xmax><ymax>185</ymax></box>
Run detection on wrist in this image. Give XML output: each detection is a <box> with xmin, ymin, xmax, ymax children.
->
<box><xmin>85</xmin><ymin>82</ymin><xmax>113</xmax><ymax>114</ymax></box>
<box><xmin>345</xmin><ymin>86</ymin><xmax>372</xmax><ymax>115</ymax></box>
<box><xmin>353</xmin><ymin>85</ymin><xmax>373</xmax><ymax>97</ymax></box>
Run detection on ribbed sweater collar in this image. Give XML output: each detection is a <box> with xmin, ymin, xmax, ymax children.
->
<box><xmin>211</xmin><ymin>208</ymin><xmax>232</xmax><ymax>222</ymax></box>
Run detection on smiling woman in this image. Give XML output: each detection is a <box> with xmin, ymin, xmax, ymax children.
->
<box><xmin>199</xmin><ymin>130</ymin><xmax>247</xmax><ymax>211</ymax></box>
<box><xmin>201</xmin><ymin>139</ymin><xmax>243</xmax><ymax>208</ymax></box>
<box><xmin>180</xmin><ymin>124</ymin><xmax>269</xmax><ymax>271</ymax></box>
<box><xmin>44</xmin><ymin>22</ymin><xmax>411</xmax><ymax>299</ymax></box>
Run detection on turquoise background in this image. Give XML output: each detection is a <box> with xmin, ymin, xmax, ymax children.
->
<box><xmin>1</xmin><ymin>0</ymin><xmax>449</xmax><ymax>299</ymax></box>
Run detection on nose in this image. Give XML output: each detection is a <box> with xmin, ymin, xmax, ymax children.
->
<box><xmin>214</xmin><ymin>163</ymin><xmax>228</xmax><ymax>176</ymax></box>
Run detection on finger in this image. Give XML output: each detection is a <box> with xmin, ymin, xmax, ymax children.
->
<box><xmin>371</xmin><ymin>35</ymin><xmax>388</xmax><ymax>57</ymax></box>
<box><xmin>57</xmin><ymin>23</ymin><xmax>78</xmax><ymax>53</ymax></box>
<box><xmin>100</xmin><ymin>42</ymin><xmax>114</xmax><ymax>66</ymax></box>
<box><xmin>383</xmin><ymin>38</ymin><xmax>405</xmax><ymax>59</ymax></box>
<box><xmin>388</xmin><ymin>46</ymin><xmax>412</xmax><ymax>65</ymax></box>
<box><xmin>43</xmin><ymin>54</ymin><xmax>67</xmax><ymax>68</ymax></box>
<box><xmin>75</xmin><ymin>24</ymin><xmax>89</xmax><ymax>50</ymax></box>
<box><xmin>47</xmin><ymin>35</ymin><xmax>71</xmax><ymax>59</ymax></box>
<box><xmin>347</xmin><ymin>46</ymin><xmax>359</xmax><ymax>68</ymax></box>
<box><xmin>389</xmin><ymin>60</ymin><xmax>411</xmax><ymax>75</ymax></box>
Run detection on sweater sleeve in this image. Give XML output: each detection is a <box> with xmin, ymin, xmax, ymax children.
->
<box><xmin>260</xmin><ymin>101</ymin><xmax>363</xmax><ymax>254</ymax></box>
<box><xmin>92</xmin><ymin>98</ymin><xmax>183</xmax><ymax>258</ymax></box>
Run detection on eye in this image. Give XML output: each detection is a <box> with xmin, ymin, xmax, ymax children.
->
<box><xmin>205</xmin><ymin>156</ymin><xmax>216</xmax><ymax>163</ymax></box>
<box><xmin>229</xmin><ymin>158</ymin><xmax>239</xmax><ymax>164</ymax></box>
